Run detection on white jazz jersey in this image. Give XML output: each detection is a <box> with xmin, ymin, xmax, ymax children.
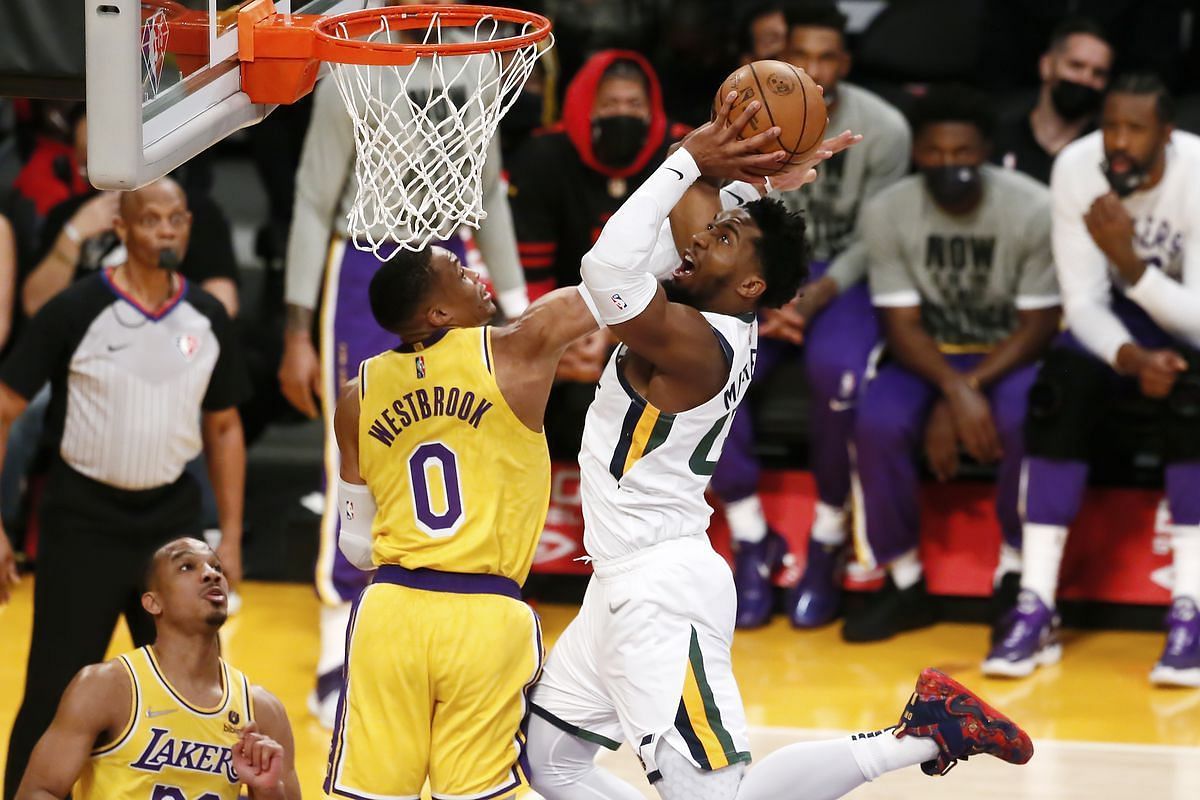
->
<box><xmin>578</xmin><ymin>311</ymin><xmax>757</xmax><ymax>562</ymax></box>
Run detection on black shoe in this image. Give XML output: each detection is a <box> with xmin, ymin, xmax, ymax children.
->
<box><xmin>989</xmin><ymin>572</ymin><xmax>1022</xmax><ymax>646</ymax></box>
<box><xmin>842</xmin><ymin>576</ymin><xmax>937</xmax><ymax>643</ymax></box>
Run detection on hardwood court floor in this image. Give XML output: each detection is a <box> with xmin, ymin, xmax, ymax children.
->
<box><xmin>2</xmin><ymin>580</ymin><xmax>1198</xmax><ymax>798</ymax></box>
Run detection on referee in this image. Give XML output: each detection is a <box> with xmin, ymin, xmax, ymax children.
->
<box><xmin>0</xmin><ymin>178</ymin><xmax>250</xmax><ymax>800</ymax></box>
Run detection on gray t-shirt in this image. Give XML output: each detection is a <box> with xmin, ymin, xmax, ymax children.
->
<box><xmin>778</xmin><ymin>82</ymin><xmax>911</xmax><ymax>288</ymax></box>
<box><xmin>865</xmin><ymin>165</ymin><xmax>1060</xmax><ymax>346</ymax></box>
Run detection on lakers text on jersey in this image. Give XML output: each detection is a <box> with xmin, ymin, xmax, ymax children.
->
<box><xmin>75</xmin><ymin>646</ymin><xmax>254</xmax><ymax>800</ymax></box>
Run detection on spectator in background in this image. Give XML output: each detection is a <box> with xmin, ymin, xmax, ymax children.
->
<box><xmin>279</xmin><ymin>47</ymin><xmax>529</xmax><ymax>729</ymax></box>
<box><xmin>710</xmin><ymin>1</ymin><xmax>911</xmax><ymax>629</ymax></box>
<box><xmin>735</xmin><ymin>1</ymin><xmax>791</xmax><ymax>63</ymax></box>
<box><xmin>10</xmin><ymin>102</ymin><xmax>88</xmax><ymax>220</ymax></box>
<box><xmin>22</xmin><ymin>113</ymin><xmax>240</xmax><ymax>319</ymax></box>
<box><xmin>0</xmin><ymin>179</ymin><xmax>249</xmax><ymax>799</ymax></box>
<box><xmin>850</xmin><ymin>86</ymin><xmax>1060</xmax><ymax>644</ymax></box>
<box><xmin>997</xmin><ymin>75</ymin><xmax>1200</xmax><ymax>686</ymax></box>
<box><xmin>507</xmin><ymin>50</ymin><xmax>689</xmax><ymax>458</ymax></box>
<box><xmin>993</xmin><ymin>17</ymin><xmax>1113</xmax><ymax>184</ymax></box>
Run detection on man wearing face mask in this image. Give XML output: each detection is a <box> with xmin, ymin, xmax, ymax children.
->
<box><xmin>0</xmin><ymin>179</ymin><xmax>250</xmax><ymax>799</ymax></box>
<box><xmin>710</xmin><ymin>2</ymin><xmax>912</xmax><ymax>629</ymax></box>
<box><xmin>993</xmin><ymin>17</ymin><xmax>1113</xmax><ymax>185</ymax></box>
<box><xmin>994</xmin><ymin>75</ymin><xmax>1200</xmax><ymax>686</ymax></box>
<box><xmin>507</xmin><ymin>51</ymin><xmax>689</xmax><ymax>458</ymax></box>
<box><xmin>847</xmin><ymin>86</ymin><xmax>1061</xmax><ymax>644</ymax></box>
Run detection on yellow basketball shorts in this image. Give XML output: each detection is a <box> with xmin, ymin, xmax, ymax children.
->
<box><xmin>325</xmin><ymin>568</ymin><xmax>544</xmax><ymax>800</ymax></box>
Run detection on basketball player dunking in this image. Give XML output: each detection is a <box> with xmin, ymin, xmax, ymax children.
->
<box><xmin>525</xmin><ymin>94</ymin><xmax>1035</xmax><ymax>800</ymax></box>
<box><xmin>324</xmin><ymin>98</ymin><xmax>827</xmax><ymax>800</ymax></box>
<box><xmin>14</xmin><ymin>538</ymin><xmax>299</xmax><ymax>800</ymax></box>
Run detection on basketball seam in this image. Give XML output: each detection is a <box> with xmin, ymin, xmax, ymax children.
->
<box><xmin>783</xmin><ymin>62</ymin><xmax>810</xmax><ymax>160</ymax></box>
<box><xmin>747</xmin><ymin>63</ymin><xmax>787</xmax><ymax>156</ymax></box>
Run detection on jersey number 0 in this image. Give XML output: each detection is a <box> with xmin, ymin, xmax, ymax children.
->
<box><xmin>409</xmin><ymin>442</ymin><xmax>466</xmax><ymax>538</ymax></box>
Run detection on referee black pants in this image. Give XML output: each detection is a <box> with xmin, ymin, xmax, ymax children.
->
<box><xmin>3</xmin><ymin>462</ymin><xmax>200</xmax><ymax>800</ymax></box>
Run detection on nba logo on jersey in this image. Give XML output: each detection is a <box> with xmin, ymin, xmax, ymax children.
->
<box><xmin>343</xmin><ymin>499</ymin><xmax>356</xmax><ymax>521</ymax></box>
<box><xmin>610</xmin><ymin>293</ymin><xmax>628</xmax><ymax>310</ymax></box>
<box><xmin>416</xmin><ymin>356</ymin><xmax>426</xmax><ymax>379</ymax></box>
<box><xmin>176</xmin><ymin>334</ymin><xmax>199</xmax><ymax>360</ymax></box>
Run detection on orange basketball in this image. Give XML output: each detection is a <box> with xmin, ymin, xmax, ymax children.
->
<box><xmin>713</xmin><ymin>60</ymin><xmax>828</xmax><ymax>176</ymax></box>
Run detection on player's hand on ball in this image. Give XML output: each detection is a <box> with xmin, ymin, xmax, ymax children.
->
<box><xmin>234</xmin><ymin>722</ymin><xmax>284</xmax><ymax>791</ymax></box>
<box><xmin>768</xmin><ymin>129</ymin><xmax>862</xmax><ymax>192</ymax></box>
<box><xmin>682</xmin><ymin>91</ymin><xmax>790</xmax><ymax>183</ymax></box>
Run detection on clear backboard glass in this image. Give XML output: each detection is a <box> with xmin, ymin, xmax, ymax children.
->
<box><xmin>88</xmin><ymin>0</ymin><xmax>360</xmax><ymax>189</ymax></box>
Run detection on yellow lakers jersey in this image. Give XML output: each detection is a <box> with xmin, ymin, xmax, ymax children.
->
<box><xmin>76</xmin><ymin>646</ymin><xmax>254</xmax><ymax>800</ymax></box>
<box><xmin>358</xmin><ymin>326</ymin><xmax>550</xmax><ymax>584</ymax></box>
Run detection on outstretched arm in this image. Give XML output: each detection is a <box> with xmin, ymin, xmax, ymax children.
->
<box><xmin>490</xmin><ymin>286</ymin><xmax>603</xmax><ymax>430</ymax></box>
<box><xmin>15</xmin><ymin>663</ymin><xmax>130</xmax><ymax>800</ymax></box>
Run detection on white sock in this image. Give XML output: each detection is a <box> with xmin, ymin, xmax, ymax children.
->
<box><xmin>994</xmin><ymin>543</ymin><xmax>1022</xmax><ymax>586</ymax></box>
<box><xmin>847</xmin><ymin>729</ymin><xmax>941</xmax><ymax>780</ymax></box>
<box><xmin>1020</xmin><ymin>523</ymin><xmax>1068</xmax><ymax>608</ymax></box>
<box><xmin>1171</xmin><ymin>525</ymin><xmax>1200</xmax><ymax>601</ymax></box>
<box><xmin>317</xmin><ymin>602</ymin><xmax>352</xmax><ymax>677</ymax></box>
<box><xmin>889</xmin><ymin>549</ymin><xmax>923</xmax><ymax>591</ymax></box>
<box><xmin>736</xmin><ymin>733</ymin><xmax>939</xmax><ymax>800</ymax></box>
<box><xmin>811</xmin><ymin>502</ymin><xmax>848</xmax><ymax>546</ymax></box>
<box><xmin>726</xmin><ymin>495</ymin><xmax>768</xmax><ymax>544</ymax></box>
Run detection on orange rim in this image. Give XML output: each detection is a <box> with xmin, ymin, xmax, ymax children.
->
<box><xmin>312</xmin><ymin>4</ymin><xmax>552</xmax><ymax>66</ymax></box>
<box><xmin>141</xmin><ymin>0</ymin><xmax>189</xmax><ymax>21</ymax></box>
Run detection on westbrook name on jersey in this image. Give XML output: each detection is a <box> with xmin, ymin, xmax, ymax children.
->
<box><xmin>579</xmin><ymin>310</ymin><xmax>758</xmax><ymax>563</ymax></box>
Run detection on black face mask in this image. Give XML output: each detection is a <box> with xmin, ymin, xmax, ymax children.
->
<box><xmin>1050</xmin><ymin>79</ymin><xmax>1103</xmax><ymax>122</ymax></box>
<box><xmin>923</xmin><ymin>165</ymin><xmax>982</xmax><ymax>208</ymax></box>
<box><xmin>592</xmin><ymin>115</ymin><xmax>649</xmax><ymax>169</ymax></box>
<box><xmin>158</xmin><ymin>247</ymin><xmax>182</xmax><ymax>270</ymax></box>
<box><xmin>1102</xmin><ymin>154</ymin><xmax>1151</xmax><ymax>197</ymax></box>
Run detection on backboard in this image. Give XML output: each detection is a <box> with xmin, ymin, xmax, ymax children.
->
<box><xmin>86</xmin><ymin>0</ymin><xmax>361</xmax><ymax>190</ymax></box>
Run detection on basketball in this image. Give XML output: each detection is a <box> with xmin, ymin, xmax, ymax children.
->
<box><xmin>712</xmin><ymin>59</ymin><xmax>828</xmax><ymax>175</ymax></box>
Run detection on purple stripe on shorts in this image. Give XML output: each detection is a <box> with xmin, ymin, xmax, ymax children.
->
<box><xmin>373</xmin><ymin>564</ymin><xmax>522</xmax><ymax>600</ymax></box>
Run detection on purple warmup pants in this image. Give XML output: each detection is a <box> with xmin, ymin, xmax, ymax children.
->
<box><xmin>314</xmin><ymin>236</ymin><xmax>471</xmax><ymax>604</ymax></box>
<box><xmin>711</xmin><ymin>266</ymin><xmax>880</xmax><ymax>507</ymax></box>
<box><xmin>854</xmin><ymin>353</ymin><xmax>1038</xmax><ymax>566</ymax></box>
<box><xmin>1024</xmin><ymin>296</ymin><xmax>1200</xmax><ymax>528</ymax></box>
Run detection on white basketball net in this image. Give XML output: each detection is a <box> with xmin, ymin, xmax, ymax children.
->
<box><xmin>326</xmin><ymin>12</ymin><xmax>551</xmax><ymax>257</ymax></box>
<box><xmin>140</xmin><ymin>7</ymin><xmax>170</xmax><ymax>100</ymax></box>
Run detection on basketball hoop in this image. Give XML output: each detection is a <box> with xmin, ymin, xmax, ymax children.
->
<box><xmin>238</xmin><ymin>1</ymin><xmax>553</xmax><ymax>256</ymax></box>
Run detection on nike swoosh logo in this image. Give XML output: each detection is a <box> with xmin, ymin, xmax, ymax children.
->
<box><xmin>608</xmin><ymin>599</ymin><xmax>630</xmax><ymax>614</ymax></box>
<box><xmin>107</xmin><ymin>344</ymin><xmax>131</xmax><ymax>352</ymax></box>
<box><xmin>665</xmin><ymin>167</ymin><xmax>684</xmax><ymax>180</ymax></box>
<box><xmin>146</xmin><ymin>708</ymin><xmax>178</xmax><ymax>718</ymax></box>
